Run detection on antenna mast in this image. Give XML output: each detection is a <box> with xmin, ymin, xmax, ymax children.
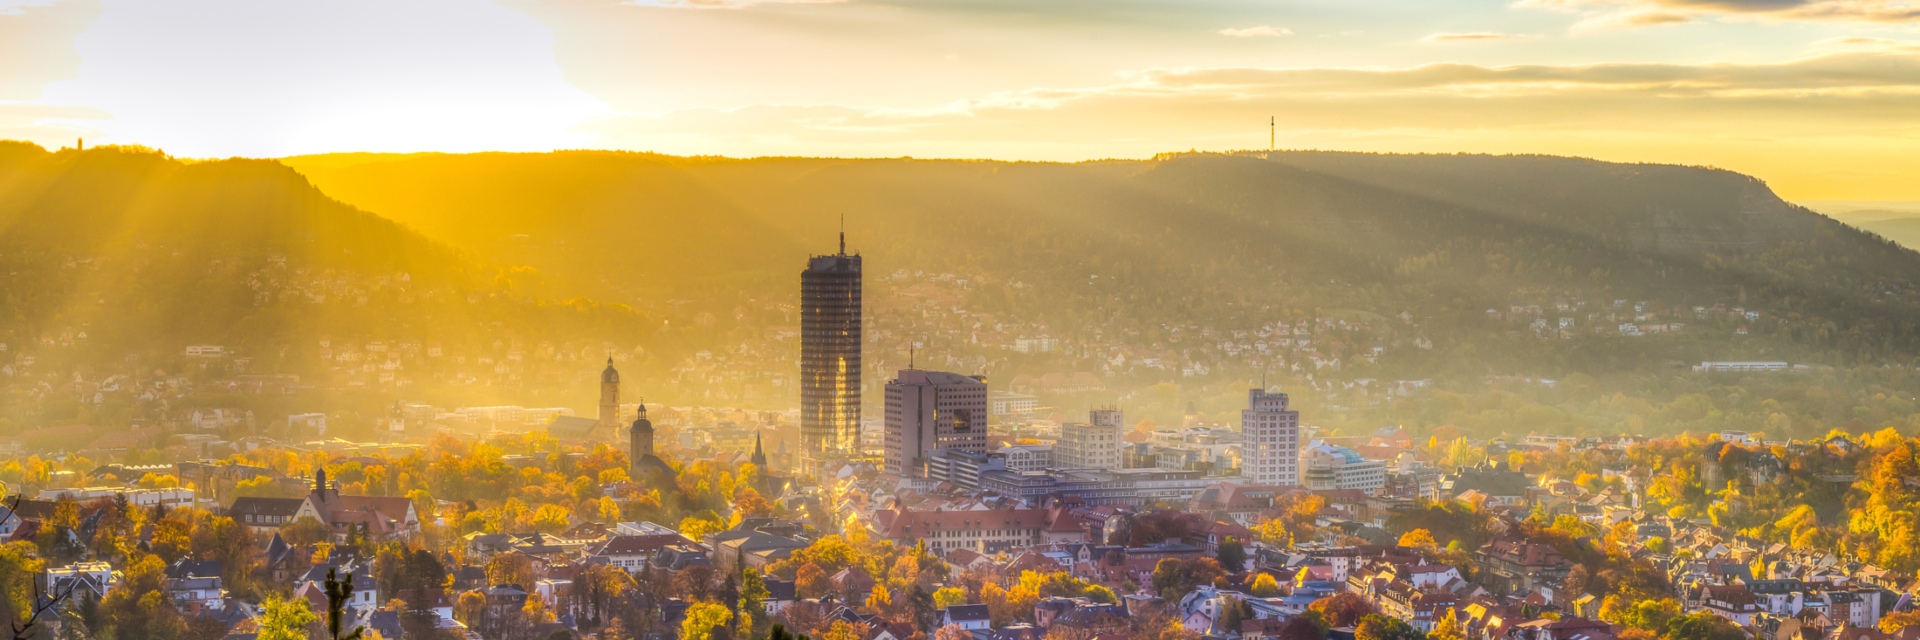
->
<box><xmin>839</xmin><ymin>213</ymin><xmax>846</xmax><ymax>254</ymax></box>
<box><xmin>1269</xmin><ymin>116</ymin><xmax>1274</xmax><ymax>153</ymax></box>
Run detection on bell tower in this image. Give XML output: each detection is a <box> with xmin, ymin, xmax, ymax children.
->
<box><xmin>599</xmin><ymin>357</ymin><xmax>620</xmax><ymax>438</ymax></box>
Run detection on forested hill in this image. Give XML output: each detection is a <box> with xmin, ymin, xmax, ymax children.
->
<box><xmin>0</xmin><ymin>142</ymin><xmax>654</xmax><ymax>376</ymax></box>
<box><xmin>284</xmin><ymin>149</ymin><xmax>1920</xmax><ymax>369</ymax></box>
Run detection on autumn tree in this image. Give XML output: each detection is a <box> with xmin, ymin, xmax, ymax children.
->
<box><xmin>1356</xmin><ymin>614</ymin><xmax>1424</xmax><ymax>640</ymax></box>
<box><xmin>1309</xmin><ymin>592</ymin><xmax>1376</xmax><ymax>628</ymax></box>
<box><xmin>741</xmin><ymin>568</ymin><xmax>771</xmax><ymax>638</ymax></box>
<box><xmin>795</xmin><ymin>563</ymin><xmax>831</xmax><ymax>600</ymax></box>
<box><xmin>487</xmin><ymin>553</ymin><xmax>537</xmax><ymax>589</ymax></box>
<box><xmin>258</xmin><ymin>596</ymin><xmax>319</xmax><ymax>640</ymax></box>
<box><xmin>932</xmin><ymin>587</ymin><xmax>968</xmax><ymax>609</ymax></box>
<box><xmin>1248</xmin><ymin>573</ymin><xmax>1282</xmax><ymax>598</ymax></box>
<box><xmin>681</xmin><ymin>602</ymin><xmax>734</xmax><ymax>640</ymax></box>
<box><xmin>1431</xmin><ymin>608</ymin><xmax>1465</xmax><ymax>640</ymax></box>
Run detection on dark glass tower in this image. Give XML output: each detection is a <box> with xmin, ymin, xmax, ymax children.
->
<box><xmin>801</xmin><ymin>233</ymin><xmax>862</xmax><ymax>456</ymax></box>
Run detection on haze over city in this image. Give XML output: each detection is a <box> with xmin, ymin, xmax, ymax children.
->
<box><xmin>2</xmin><ymin>4</ymin><xmax>1919</xmax><ymax>640</ymax></box>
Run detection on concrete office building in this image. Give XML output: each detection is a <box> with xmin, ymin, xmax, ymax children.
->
<box><xmin>1241</xmin><ymin>389</ymin><xmax>1301</xmax><ymax>486</ymax></box>
<box><xmin>883</xmin><ymin>370</ymin><xmax>989</xmax><ymax>476</ymax></box>
<box><xmin>1055</xmin><ymin>409</ymin><xmax>1124</xmax><ymax>469</ymax></box>
<box><xmin>1301</xmin><ymin>441</ymin><xmax>1388</xmax><ymax>494</ymax></box>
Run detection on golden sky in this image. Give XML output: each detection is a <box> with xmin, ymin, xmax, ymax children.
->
<box><xmin>3</xmin><ymin>0</ymin><xmax>1919</xmax><ymax>199</ymax></box>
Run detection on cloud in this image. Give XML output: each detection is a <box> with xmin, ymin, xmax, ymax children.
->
<box><xmin>1813</xmin><ymin>36</ymin><xmax>1920</xmax><ymax>51</ymax></box>
<box><xmin>1422</xmin><ymin>32</ymin><xmax>1516</xmax><ymax>41</ymax></box>
<box><xmin>577</xmin><ymin>51</ymin><xmax>1920</xmax><ymax>155</ymax></box>
<box><xmin>620</xmin><ymin>0</ymin><xmax>844</xmax><ymax>8</ymax></box>
<box><xmin>1515</xmin><ymin>0</ymin><xmax>1920</xmax><ymax>26</ymax></box>
<box><xmin>1217</xmin><ymin>25</ymin><xmax>1291</xmax><ymax>37</ymax></box>
<box><xmin>1576</xmin><ymin>10</ymin><xmax>1693</xmax><ymax>27</ymax></box>
<box><xmin>0</xmin><ymin>0</ymin><xmax>101</xmax><ymax>100</ymax></box>
<box><xmin>25</xmin><ymin>0</ymin><xmax>607</xmax><ymax>157</ymax></box>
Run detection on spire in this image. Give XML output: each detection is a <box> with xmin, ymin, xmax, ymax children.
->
<box><xmin>752</xmin><ymin>432</ymin><xmax>767</xmax><ymax>468</ymax></box>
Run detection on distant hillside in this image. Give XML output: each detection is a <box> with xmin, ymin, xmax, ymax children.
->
<box><xmin>1798</xmin><ymin>203</ymin><xmax>1920</xmax><ymax>254</ymax></box>
<box><xmin>0</xmin><ymin>142</ymin><xmax>655</xmax><ymax>382</ymax></box>
<box><xmin>284</xmin><ymin>150</ymin><xmax>1920</xmax><ymax>370</ymax></box>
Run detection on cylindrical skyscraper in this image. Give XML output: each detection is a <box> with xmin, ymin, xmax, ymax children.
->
<box><xmin>801</xmin><ymin>233</ymin><xmax>862</xmax><ymax>458</ymax></box>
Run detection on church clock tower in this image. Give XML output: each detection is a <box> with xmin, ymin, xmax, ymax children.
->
<box><xmin>599</xmin><ymin>357</ymin><xmax>620</xmax><ymax>439</ymax></box>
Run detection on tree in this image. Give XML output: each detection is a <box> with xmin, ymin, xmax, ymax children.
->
<box><xmin>1879</xmin><ymin>611</ymin><xmax>1920</xmax><ymax>634</ymax></box>
<box><xmin>865</xmin><ymin>585</ymin><xmax>895</xmax><ymax>620</ymax></box>
<box><xmin>324</xmin><ymin>569</ymin><xmax>366</xmax><ymax>640</ymax></box>
<box><xmin>934</xmin><ymin>625</ymin><xmax>972</xmax><ymax>640</ymax></box>
<box><xmin>98</xmin><ymin>553</ymin><xmax>186</xmax><ymax>640</ymax></box>
<box><xmin>1430</xmin><ymin>608</ymin><xmax>1465</xmax><ymax>640</ymax></box>
<box><xmin>675</xmin><ymin>565</ymin><xmax>716</xmax><ymax>603</ymax></box>
<box><xmin>1151</xmin><ymin>559</ymin><xmax>1184</xmax><ymax>595</ymax></box>
<box><xmin>258</xmin><ymin>597</ymin><xmax>319</xmax><ymax>640</ymax></box>
<box><xmin>681</xmin><ymin>603</ymin><xmax>734</xmax><ymax>640</ymax></box>
<box><xmin>1664</xmin><ymin>613</ymin><xmax>1745</xmax><ymax>640</ymax></box>
<box><xmin>980</xmin><ymin>583</ymin><xmax>1016</xmax><ymax>627</ymax></box>
<box><xmin>905</xmin><ymin>584</ymin><xmax>936</xmax><ymax>632</ymax></box>
<box><xmin>821</xmin><ymin>621</ymin><xmax>864</xmax><ymax>640</ymax></box>
<box><xmin>1397</xmin><ymin>529</ymin><xmax>1437</xmax><ymax>549</ymax></box>
<box><xmin>284</xmin><ymin>517</ymin><xmax>333</xmax><ymax>546</ymax></box>
<box><xmin>487</xmin><ymin>553</ymin><xmax>536</xmax><ymax>589</ymax></box>
<box><xmin>740</xmin><ymin>569</ymin><xmax>771</xmax><ymax>638</ymax></box>
<box><xmin>532</xmin><ymin>505</ymin><xmax>572</xmax><ymax>534</ymax></box>
<box><xmin>453</xmin><ymin>592</ymin><xmax>487</xmax><ymax>628</ymax></box>
<box><xmin>1248</xmin><ymin>573</ymin><xmax>1282</xmax><ymax>598</ymax></box>
<box><xmin>1215</xmin><ymin>537</ymin><xmax>1247</xmax><ymax>572</ymax></box>
<box><xmin>1309</xmin><ymin>593</ymin><xmax>1375</xmax><ymax>628</ymax></box>
<box><xmin>932</xmin><ymin>588</ymin><xmax>968</xmax><ymax>609</ymax></box>
<box><xmin>1218</xmin><ymin>598</ymin><xmax>1255</xmax><ymax>636</ymax></box>
<box><xmin>1355</xmin><ymin>614</ymin><xmax>1425</xmax><ymax>640</ymax></box>
<box><xmin>1276</xmin><ymin>615</ymin><xmax>1326</xmax><ymax>640</ymax></box>
<box><xmin>795</xmin><ymin>563</ymin><xmax>830</xmax><ymax>600</ymax></box>
<box><xmin>680</xmin><ymin>514</ymin><xmax>725</xmax><ymax>543</ymax></box>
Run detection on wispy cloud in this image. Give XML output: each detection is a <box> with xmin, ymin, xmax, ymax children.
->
<box><xmin>622</xmin><ymin>0</ymin><xmax>845</xmax><ymax>8</ymax></box>
<box><xmin>580</xmin><ymin>51</ymin><xmax>1920</xmax><ymax>148</ymax></box>
<box><xmin>1423</xmin><ymin>32</ymin><xmax>1517</xmax><ymax>41</ymax></box>
<box><xmin>1813</xmin><ymin>36</ymin><xmax>1920</xmax><ymax>51</ymax></box>
<box><xmin>1217</xmin><ymin>25</ymin><xmax>1292</xmax><ymax>37</ymax></box>
<box><xmin>1514</xmin><ymin>0</ymin><xmax>1920</xmax><ymax>27</ymax></box>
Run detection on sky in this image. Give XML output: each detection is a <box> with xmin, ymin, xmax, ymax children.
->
<box><xmin>2</xmin><ymin>0</ymin><xmax>1919</xmax><ymax>199</ymax></box>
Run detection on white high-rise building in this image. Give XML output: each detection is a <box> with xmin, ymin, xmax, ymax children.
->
<box><xmin>1055</xmin><ymin>409</ymin><xmax>1124</xmax><ymax>469</ymax></box>
<box><xmin>884</xmin><ymin>370</ymin><xmax>989</xmax><ymax>476</ymax></box>
<box><xmin>1241</xmin><ymin>389</ymin><xmax>1300</xmax><ymax>486</ymax></box>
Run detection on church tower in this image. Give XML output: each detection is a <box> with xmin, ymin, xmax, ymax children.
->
<box><xmin>751</xmin><ymin>432</ymin><xmax>768</xmax><ymax>468</ymax></box>
<box><xmin>630</xmin><ymin>403</ymin><xmax>653</xmax><ymax>461</ymax></box>
<box><xmin>599</xmin><ymin>357</ymin><xmax>620</xmax><ymax>437</ymax></box>
<box><xmin>629</xmin><ymin>403</ymin><xmax>674</xmax><ymax>482</ymax></box>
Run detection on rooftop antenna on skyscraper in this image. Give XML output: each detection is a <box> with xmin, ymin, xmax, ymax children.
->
<box><xmin>1269</xmin><ymin>117</ymin><xmax>1274</xmax><ymax>153</ymax></box>
<box><xmin>839</xmin><ymin>213</ymin><xmax>846</xmax><ymax>255</ymax></box>
<box><xmin>909</xmin><ymin>343</ymin><xmax>915</xmax><ymax>369</ymax></box>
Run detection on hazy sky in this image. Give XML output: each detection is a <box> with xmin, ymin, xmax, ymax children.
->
<box><xmin>3</xmin><ymin>0</ymin><xmax>1919</xmax><ymax>199</ymax></box>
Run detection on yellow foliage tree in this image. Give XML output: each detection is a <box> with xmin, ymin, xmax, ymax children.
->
<box><xmin>680</xmin><ymin>602</ymin><xmax>734</xmax><ymax>640</ymax></box>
